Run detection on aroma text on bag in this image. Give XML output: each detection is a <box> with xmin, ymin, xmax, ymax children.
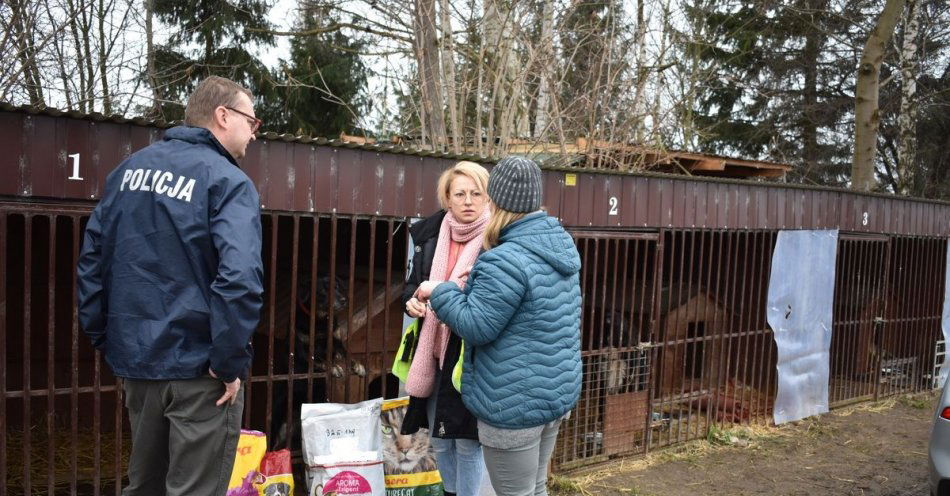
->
<box><xmin>301</xmin><ymin>398</ymin><xmax>385</xmax><ymax>496</ymax></box>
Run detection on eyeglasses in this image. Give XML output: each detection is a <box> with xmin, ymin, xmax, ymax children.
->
<box><xmin>225</xmin><ymin>106</ymin><xmax>262</xmax><ymax>133</ymax></box>
<box><xmin>451</xmin><ymin>191</ymin><xmax>486</xmax><ymax>203</ymax></box>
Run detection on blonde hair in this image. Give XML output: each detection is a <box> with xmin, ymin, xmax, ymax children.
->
<box><xmin>483</xmin><ymin>208</ymin><xmax>527</xmax><ymax>250</ymax></box>
<box><xmin>437</xmin><ymin>161</ymin><xmax>490</xmax><ymax>210</ymax></box>
<box><xmin>184</xmin><ymin>76</ymin><xmax>253</xmax><ymax>127</ymax></box>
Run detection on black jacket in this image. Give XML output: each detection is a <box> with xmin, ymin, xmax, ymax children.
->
<box><xmin>400</xmin><ymin>210</ymin><xmax>478</xmax><ymax>440</ymax></box>
<box><xmin>401</xmin><ymin>210</ymin><xmax>445</xmax><ymax>308</ymax></box>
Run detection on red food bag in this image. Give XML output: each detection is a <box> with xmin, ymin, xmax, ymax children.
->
<box><xmin>256</xmin><ymin>449</ymin><xmax>294</xmax><ymax>496</ymax></box>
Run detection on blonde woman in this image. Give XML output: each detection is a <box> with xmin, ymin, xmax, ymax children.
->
<box><xmin>401</xmin><ymin>161</ymin><xmax>490</xmax><ymax>496</ymax></box>
<box><xmin>417</xmin><ymin>157</ymin><xmax>582</xmax><ymax>496</ymax></box>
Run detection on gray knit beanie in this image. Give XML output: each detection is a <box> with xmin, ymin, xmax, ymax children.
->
<box><xmin>488</xmin><ymin>156</ymin><xmax>542</xmax><ymax>213</ymax></box>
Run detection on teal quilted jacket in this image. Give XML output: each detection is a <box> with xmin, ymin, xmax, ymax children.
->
<box><xmin>430</xmin><ymin>212</ymin><xmax>582</xmax><ymax>429</ymax></box>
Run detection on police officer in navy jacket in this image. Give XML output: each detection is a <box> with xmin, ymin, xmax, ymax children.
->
<box><xmin>77</xmin><ymin>76</ymin><xmax>264</xmax><ymax>496</ymax></box>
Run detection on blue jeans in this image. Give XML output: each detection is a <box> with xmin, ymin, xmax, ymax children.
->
<box><xmin>429</xmin><ymin>436</ymin><xmax>484</xmax><ymax>496</ymax></box>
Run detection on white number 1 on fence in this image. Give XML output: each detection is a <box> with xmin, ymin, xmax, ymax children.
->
<box><xmin>68</xmin><ymin>153</ymin><xmax>83</xmax><ymax>180</ymax></box>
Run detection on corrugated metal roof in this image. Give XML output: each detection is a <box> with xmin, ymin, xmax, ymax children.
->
<box><xmin>0</xmin><ymin>101</ymin><xmax>498</xmax><ymax>163</ymax></box>
<box><xmin>4</xmin><ymin>102</ymin><xmax>792</xmax><ymax>178</ymax></box>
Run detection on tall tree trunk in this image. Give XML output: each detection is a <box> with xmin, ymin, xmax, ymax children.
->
<box><xmin>509</xmin><ymin>49</ymin><xmax>529</xmax><ymax>141</ymax></box>
<box><xmin>601</xmin><ymin>1</ymin><xmax>620</xmax><ymax>148</ymax></box>
<box><xmin>413</xmin><ymin>0</ymin><xmax>446</xmax><ymax>149</ymax></box>
<box><xmin>65</xmin><ymin>0</ymin><xmax>89</xmax><ymax>112</ymax></box>
<box><xmin>97</xmin><ymin>0</ymin><xmax>112</xmax><ymax>114</ymax></box>
<box><xmin>852</xmin><ymin>0</ymin><xmax>904</xmax><ymax>191</ymax></box>
<box><xmin>483</xmin><ymin>0</ymin><xmax>503</xmax><ymax>105</ymax></box>
<box><xmin>534</xmin><ymin>0</ymin><xmax>555</xmax><ymax>140</ymax></box>
<box><xmin>483</xmin><ymin>0</ymin><xmax>519</xmax><ymax>151</ymax></box>
<box><xmin>40</xmin><ymin>0</ymin><xmax>75</xmax><ymax>109</ymax></box>
<box><xmin>801</xmin><ymin>0</ymin><xmax>826</xmax><ymax>183</ymax></box>
<box><xmin>679</xmin><ymin>0</ymin><xmax>704</xmax><ymax>149</ymax></box>
<box><xmin>482</xmin><ymin>0</ymin><xmax>502</xmax><ymax>155</ymax></box>
<box><xmin>10</xmin><ymin>0</ymin><xmax>45</xmax><ymax>106</ymax></box>
<box><xmin>897</xmin><ymin>0</ymin><xmax>920</xmax><ymax>195</ymax></box>
<box><xmin>79</xmin><ymin>0</ymin><xmax>98</xmax><ymax>111</ymax></box>
<box><xmin>144</xmin><ymin>0</ymin><xmax>162</xmax><ymax>117</ymax></box>
<box><xmin>475</xmin><ymin>37</ymin><xmax>486</xmax><ymax>156</ymax></box>
<box><xmin>632</xmin><ymin>0</ymin><xmax>648</xmax><ymax>142</ymax></box>
<box><xmin>500</xmin><ymin>51</ymin><xmax>534</xmax><ymax>149</ymax></box>
<box><xmin>439</xmin><ymin>0</ymin><xmax>460</xmax><ymax>153</ymax></box>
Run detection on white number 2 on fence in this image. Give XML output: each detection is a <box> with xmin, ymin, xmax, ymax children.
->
<box><xmin>68</xmin><ymin>153</ymin><xmax>83</xmax><ymax>181</ymax></box>
<box><xmin>609</xmin><ymin>196</ymin><xmax>619</xmax><ymax>216</ymax></box>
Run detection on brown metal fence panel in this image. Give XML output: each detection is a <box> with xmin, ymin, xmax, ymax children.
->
<box><xmin>558</xmin><ymin>229</ymin><xmax>946</xmax><ymax>471</ymax></box>
<box><xmin>2</xmin><ymin>204</ymin><xmax>127</xmax><ymax>495</ymax></box>
<box><xmin>877</xmin><ymin>237</ymin><xmax>946</xmax><ymax>398</ymax></box>
<box><xmin>553</xmin><ymin>229</ymin><xmax>782</xmax><ymax>470</ymax></box>
<box><xmin>1</xmin><ymin>209</ymin><xmax>6</xmax><ymax>493</ymax></box>
<box><xmin>830</xmin><ymin>235</ymin><xmax>891</xmax><ymax>406</ymax></box>
<box><xmin>244</xmin><ymin>213</ymin><xmax>410</xmax><ymax>450</ymax></box>
<box><xmin>646</xmin><ymin>230</ymin><xmax>778</xmax><ymax>452</ymax></box>
<box><xmin>1</xmin><ymin>203</ymin><xmax>412</xmax><ymax>495</ymax></box>
<box><xmin>554</xmin><ymin>232</ymin><xmax>659</xmax><ymax>470</ymax></box>
<box><xmin>828</xmin><ymin>235</ymin><xmax>946</xmax><ymax>408</ymax></box>
<box><xmin>3</xmin><ymin>196</ymin><xmax>950</xmax><ymax>488</ymax></box>
<box><xmin>0</xmin><ymin>113</ymin><xmax>23</xmax><ymax>197</ymax></box>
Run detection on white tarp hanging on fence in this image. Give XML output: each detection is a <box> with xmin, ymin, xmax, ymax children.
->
<box><xmin>939</xmin><ymin>242</ymin><xmax>950</xmax><ymax>387</ymax></box>
<box><xmin>767</xmin><ymin>230</ymin><xmax>838</xmax><ymax>425</ymax></box>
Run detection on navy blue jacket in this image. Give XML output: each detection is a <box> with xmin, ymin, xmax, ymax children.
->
<box><xmin>77</xmin><ymin>126</ymin><xmax>264</xmax><ymax>382</ymax></box>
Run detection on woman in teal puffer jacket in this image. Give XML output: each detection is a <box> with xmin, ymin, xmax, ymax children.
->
<box><xmin>416</xmin><ymin>156</ymin><xmax>582</xmax><ymax>496</ymax></box>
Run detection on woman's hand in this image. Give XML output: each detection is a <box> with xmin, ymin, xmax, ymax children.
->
<box><xmin>457</xmin><ymin>265</ymin><xmax>473</xmax><ymax>283</ymax></box>
<box><xmin>405</xmin><ymin>297</ymin><xmax>427</xmax><ymax>318</ymax></box>
<box><xmin>415</xmin><ymin>280</ymin><xmax>441</xmax><ymax>302</ymax></box>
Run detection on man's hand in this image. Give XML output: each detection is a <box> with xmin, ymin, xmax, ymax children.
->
<box><xmin>406</xmin><ymin>297</ymin><xmax>427</xmax><ymax>318</ymax></box>
<box><xmin>209</xmin><ymin>368</ymin><xmax>241</xmax><ymax>406</ymax></box>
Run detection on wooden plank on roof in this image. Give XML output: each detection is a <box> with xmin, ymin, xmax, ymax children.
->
<box><xmin>690</xmin><ymin>159</ymin><xmax>727</xmax><ymax>171</ymax></box>
<box><xmin>506</xmin><ymin>142</ymin><xmax>580</xmax><ymax>154</ymax></box>
<box><xmin>759</xmin><ymin>171</ymin><xmax>786</xmax><ymax>178</ymax></box>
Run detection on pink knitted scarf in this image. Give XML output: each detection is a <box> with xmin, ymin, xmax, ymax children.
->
<box><xmin>404</xmin><ymin>209</ymin><xmax>489</xmax><ymax>397</ymax></box>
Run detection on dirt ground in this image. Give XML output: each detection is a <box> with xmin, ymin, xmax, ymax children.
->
<box><xmin>551</xmin><ymin>391</ymin><xmax>940</xmax><ymax>496</ymax></box>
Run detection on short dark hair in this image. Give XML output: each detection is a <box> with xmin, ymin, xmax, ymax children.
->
<box><xmin>184</xmin><ymin>76</ymin><xmax>253</xmax><ymax>127</ymax></box>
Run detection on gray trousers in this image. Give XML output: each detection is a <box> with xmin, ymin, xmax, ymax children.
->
<box><xmin>122</xmin><ymin>376</ymin><xmax>244</xmax><ymax>496</ymax></box>
<box><xmin>481</xmin><ymin>419</ymin><xmax>561</xmax><ymax>496</ymax></box>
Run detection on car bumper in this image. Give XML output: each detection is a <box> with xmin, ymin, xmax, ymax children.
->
<box><xmin>930</xmin><ymin>418</ymin><xmax>950</xmax><ymax>495</ymax></box>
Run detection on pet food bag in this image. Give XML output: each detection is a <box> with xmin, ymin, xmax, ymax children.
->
<box><xmin>301</xmin><ymin>398</ymin><xmax>385</xmax><ymax>496</ymax></box>
<box><xmin>227</xmin><ymin>430</ymin><xmax>268</xmax><ymax>496</ymax></box>
<box><xmin>256</xmin><ymin>449</ymin><xmax>295</xmax><ymax>496</ymax></box>
<box><xmin>380</xmin><ymin>398</ymin><xmax>443</xmax><ymax>496</ymax></box>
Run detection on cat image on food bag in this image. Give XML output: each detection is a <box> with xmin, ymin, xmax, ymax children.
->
<box><xmin>380</xmin><ymin>406</ymin><xmax>437</xmax><ymax>474</ymax></box>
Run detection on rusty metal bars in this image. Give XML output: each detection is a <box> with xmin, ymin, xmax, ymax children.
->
<box><xmin>1</xmin><ymin>209</ymin><xmax>6</xmax><ymax>496</ymax></box>
<box><xmin>4</xmin><ymin>200</ymin><xmax>950</xmax><ymax>484</ymax></box>
<box><xmin>0</xmin><ymin>205</ymin><xmax>413</xmax><ymax>493</ymax></box>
